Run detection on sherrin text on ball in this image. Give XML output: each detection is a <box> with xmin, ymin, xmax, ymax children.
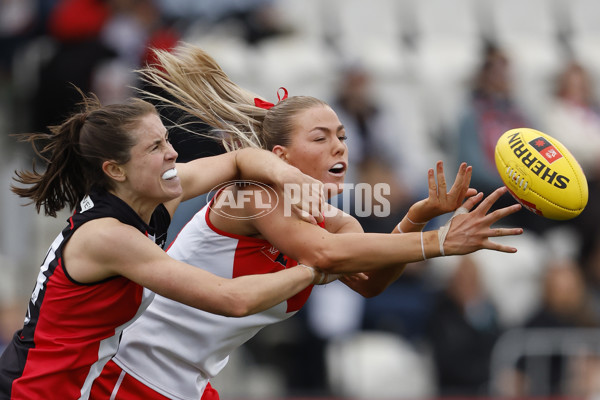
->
<box><xmin>494</xmin><ymin>128</ymin><xmax>588</xmax><ymax>220</ymax></box>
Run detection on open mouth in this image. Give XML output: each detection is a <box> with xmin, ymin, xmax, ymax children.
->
<box><xmin>162</xmin><ymin>168</ymin><xmax>178</xmax><ymax>180</ymax></box>
<box><xmin>328</xmin><ymin>162</ymin><xmax>346</xmax><ymax>175</ymax></box>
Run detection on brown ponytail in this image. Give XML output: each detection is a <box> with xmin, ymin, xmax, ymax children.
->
<box><xmin>11</xmin><ymin>90</ymin><xmax>157</xmax><ymax>217</ymax></box>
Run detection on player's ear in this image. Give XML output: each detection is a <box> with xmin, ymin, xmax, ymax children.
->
<box><xmin>272</xmin><ymin>145</ymin><xmax>288</xmax><ymax>162</ymax></box>
<box><xmin>102</xmin><ymin>160</ymin><xmax>126</xmax><ymax>182</ymax></box>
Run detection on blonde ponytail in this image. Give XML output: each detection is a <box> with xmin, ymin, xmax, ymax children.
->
<box><xmin>138</xmin><ymin>43</ymin><xmax>266</xmax><ymax>151</ymax></box>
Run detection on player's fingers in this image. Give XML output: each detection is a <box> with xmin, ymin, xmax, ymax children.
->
<box><xmin>452</xmin><ymin>162</ymin><xmax>467</xmax><ymax>187</ymax></box>
<box><xmin>465</xmin><ymin>188</ymin><xmax>478</xmax><ymax>198</ymax></box>
<box><xmin>316</xmin><ymin>190</ymin><xmax>326</xmax><ymax>223</ymax></box>
<box><xmin>484</xmin><ymin>240</ymin><xmax>519</xmax><ymax>253</ymax></box>
<box><xmin>490</xmin><ymin>227</ymin><xmax>524</xmax><ymax>238</ymax></box>
<box><xmin>474</xmin><ymin>186</ymin><xmax>509</xmax><ymax>214</ymax></box>
<box><xmin>457</xmin><ymin>165</ymin><xmax>474</xmax><ymax>200</ymax></box>
<box><xmin>447</xmin><ymin>163</ymin><xmax>464</xmax><ymax>197</ymax></box>
<box><xmin>449</xmin><ymin>163</ymin><xmax>471</xmax><ymax>202</ymax></box>
<box><xmin>313</xmin><ymin>211</ymin><xmax>324</xmax><ymax>224</ymax></box>
<box><xmin>302</xmin><ymin>183</ymin><xmax>325</xmax><ymax>223</ymax></box>
<box><xmin>302</xmin><ymin>199</ymin><xmax>322</xmax><ymax>224</ymax></box>
<box><xmin>460</xmin><ymin>192</ymin><xmax>484</xmax><ymax>211</ymax></box>
<box><xmin>297</xmin><ymin>209</ymin><xmax>318</xmax><ymax>225</ymax></box>
<box><xmin>436</xmin><ymin>161</ymin><xmax>447</xmax><ymax>198</ymax></box>
<box><xmin>310</xmin><ymin>183</ymin><xmax>325</xmax><ymax>209</ymax></box>
<box><xmin>464</xmin><ymin>165</ymin><xmax>473</xmax><ymax>189</ymax></box>
<box><xmin>427</xmin><ymin>168</ymin><xmax>436</xmax><ymax>197</ymax></box>
<box><xmin>479</xmin><ymin>205</ymin><xmax>522</xmax><ymax>233</ymax></box>
<box><xmin>486</xmin><ymin>203</ymin><xmax>522</xmax><ymax>224</ymax></box>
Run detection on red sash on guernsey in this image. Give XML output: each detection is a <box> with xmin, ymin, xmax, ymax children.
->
<box><xmin>90</xmin><ymin>360</ymin><xmax>220</xmax><ymax>399</ymax></box>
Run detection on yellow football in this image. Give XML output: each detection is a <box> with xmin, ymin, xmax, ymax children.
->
<box><xmin>494</xmin><ymin>128</ymin><xmax>588</xmax><ymax>220</ymax></box>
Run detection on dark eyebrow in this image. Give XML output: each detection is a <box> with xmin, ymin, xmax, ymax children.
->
<box><xmin>146</xmin><ymin>138</ymin><xmax>162</xmax><ymax>150</ymax></box>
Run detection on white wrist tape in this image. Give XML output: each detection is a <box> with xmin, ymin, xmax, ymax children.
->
<box><xmin>300</xmin><ymin>264</ymin><xmax>340</xmax><ymax>285</ymax></box>
<box><xmin>397</xmin><ymin>222</ymin><xmax>404</xmax><ymax>233</ymax></box>
<box><xmin>317</xmin><ymin>272</ymin><xmax>341</xmax><ymax>285</ymax></box>
<box><xmin>299</xmin><ymin>264</ymin><xmax>316</xmax><ymax>281</ymax></box>
<box><xmin>406</xmin><ymin>215</ymin><xmax>427</xmax><ymax>226</ymax></box>
<box><xmin>398</xmin><ymin>215</ymin><xmax>427</xmax><ymax>234</ymax></box>
<box><xmin>420</xmin><ymin>230</ymin><xmax>426</xmax><ymax>260</ymax></box>
<box><xmin>437</xmin><ymin>206</ymin><xmax>468</xmax><ymax>256</ymax></box>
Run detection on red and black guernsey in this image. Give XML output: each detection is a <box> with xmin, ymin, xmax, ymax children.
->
<box><xmin>0</xmin><ymin>189</ymin><xmax>170</xmax><ymax>400</ymax></box>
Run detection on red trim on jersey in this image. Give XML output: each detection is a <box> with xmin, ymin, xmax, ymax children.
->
<box><xmin>231</xmin><ymin>238</ymin><xmax>312</xmax><ymax>312</ymax></box>
<box><xmin>91</xmin><ymin>360</ymin><xmax>220</xmax><ymax>399</ymax></box>
<box><xmin>91</xmin><ymin>359</ymin><xmax>170</xmax><ymax>399</ymax></box>
<box><xmin>204</xmin><ymin>192</ymin><xmax>270</xmax><ymax>243</ymax></box>
<box><xmin>10</xmin><ymin>265</ymin><xmax>145</xmax><ymax>398</ymax></box>
<box><xmin>205</xmin><ymin>189</ymin><xmax>320</xmax><ymax>312</ymax></box>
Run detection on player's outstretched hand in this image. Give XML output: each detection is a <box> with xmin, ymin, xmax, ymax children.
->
<box><xmin>442</xmin><ymin>186</ymin><xmax>523</xmax><ymax>255</ymax></box>
<box><xmin>401</xmin><ymin>161</ymin><xmax>478</xmax><ymax>228</ymax></box>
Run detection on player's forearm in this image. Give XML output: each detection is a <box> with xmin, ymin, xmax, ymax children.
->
<box><xmin>223</xmin><ymin>265</ymin><xmax>315</xmax><ymax>317</ymax></box>
<box><xmin>302</xmin><ymin>231</ymin><xmax>439</xmax><ymax>274</ymax></box>
<box><xmin>235</xmin><ymin>148</ymin><xmax>296</xmax><ymax>185</ymax></box>
<box><xmin>345</xmin><ymin>265</ymin><xmax>408</xmax><ymax>298</ymax></box>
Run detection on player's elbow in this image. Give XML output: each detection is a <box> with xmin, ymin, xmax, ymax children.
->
<box><xmin>223</xmin><ymin>296</ymin><xmax>254</xmax><ymax>317</ymax></box>
<box><xmin>209</xmin><ymin>288</ymin><xmax>255</xmax><ymax>317</ymax></box>
<box><xmin>358</xmin><ymin>285</ymin><xmax>386</xmax><ymax>298</ymax></box>
<box><xmin>227</xmin><ymin>305</ymin><xmax>252</xmax><ymax>318</ymax></box>
<box><xmin>348</xmin><ymin>280</ymin><xmax>391</xmax><ymax>299</ymax></box>
<box><xmin>227</xmin><ymin>292</ymin><xmax>283</xmax><ymax>317</ymax></box>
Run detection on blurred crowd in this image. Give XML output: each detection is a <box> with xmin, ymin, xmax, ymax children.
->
<box><xmin>2</xmin><ymin>0</ymin><xmax>600</xmax><ymax>398</ymax></box>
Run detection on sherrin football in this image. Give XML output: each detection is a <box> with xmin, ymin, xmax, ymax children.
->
<box><xmin>494</xmin><ymin>128</ymin><xmax>588</xmax><ymax>220</ymax></box>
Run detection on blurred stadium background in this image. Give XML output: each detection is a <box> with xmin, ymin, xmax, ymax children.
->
<box><xmin>2</xmin><ymin>0</ymin><xmax>600</xmax><ymax>398</ymax></box>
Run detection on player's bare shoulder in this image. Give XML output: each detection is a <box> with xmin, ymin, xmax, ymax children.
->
<box><xmin>63</xmin><ymin>218</ymin><xmax>141</xmax><ymax>282</ymax></box>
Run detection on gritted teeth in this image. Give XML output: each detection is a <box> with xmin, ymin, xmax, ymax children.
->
<box><xmin>162</xmin><ymin>168</ymin><xmax>177</xmax><ymax>180</ymax></box>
